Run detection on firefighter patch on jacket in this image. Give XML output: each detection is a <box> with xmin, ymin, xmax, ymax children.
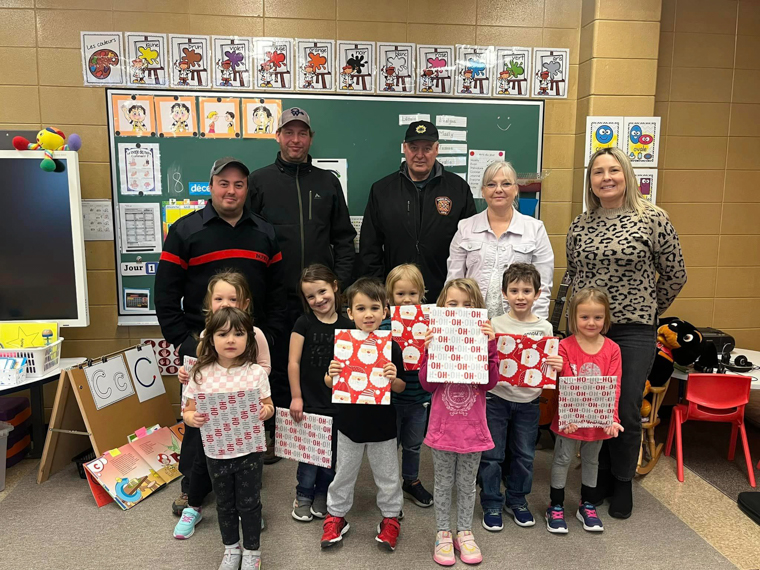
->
<box><xmin>435</xmin><ymin>196</ymin><xmax>452</xmax><ymax>215</ymax></box>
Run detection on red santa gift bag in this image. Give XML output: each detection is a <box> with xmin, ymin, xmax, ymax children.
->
<box><xmin>332</xmin><ymin>329</ymin><xmax>392</xmax><ymax>405</ymax></box>
<box><xmin>390</xmin><ymin>304</ymin><xmax>434</xmax><ymax>371</ymax></box>
<box><xmin>496</xmin><ymin>334</ymin><xmax>560</xmax><ymax>388</ymax></box>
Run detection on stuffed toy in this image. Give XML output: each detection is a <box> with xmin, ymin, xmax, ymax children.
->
<box><xmin>13</xmin><ymin>127</ymin><xmax>82</xmax><ymax>171</ymax></box>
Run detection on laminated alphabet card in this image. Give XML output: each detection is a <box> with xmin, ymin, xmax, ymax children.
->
<box><xmin>169</xmin><ymin>35</ymin><xmax>211</xmax><ymax>89</ymax></box>
<box><xmin>296</xmin><ymin>39</ymin><xmax>335</xmax><ymax>91</ymax></box>
<box><xmin>337</xmin><ymin>41</ymin><xmax>375</xmax><ymax>93</ymax></box>
<box><xmin>496</xmin><ymin>334</ymin><xmax>560</xmax><ymax>388</ymax></box>
<box><xmin>196</xmin><ymin>389</ymin><xmax>267</xmax><ymax>457</ymax></box>
<box><xmin>558</xmin><ymin>376</ymin><xmax>618</xmax><ymax>431</ymax></box>
<box><xmin>417</xmin><ymin>45</ymin><xmax>454</xmax><ymax>95</ymax></box>
<box><xmin>81</xmin><ymin>32</ymin><xmax>125</xmax><ymax>86</ymax></box>
<box><xmin>391</xmin><ymin>304</ymin><xmax>434</xmax><ymax>371</ymax></box>
<box><xmin>493</xmin><ymin>47</ymin><xmax>531</xmax><ymax>98</ymax></box>
<box><xmin>332</xmin><ymin>329</ymin><xmax>391</xmax><ymax>404</ymax></box>
<box><xmin>377</xmin><ymin>42</ymin><xmax>415</xmax><ymax>94</ymax></box>
<box><xmin>274</xmin><ymin>408</ymin><xmax>333</xmax><ymax>468</ymax></box>
<box><xmin>125</xmin><ymin>32</ymin><xmax>167</xmax><ymax>86</ymax></box>
<box><xmin>427</xmin><ymin>307</ymin><xmax>489</xmax><ymax>384</ymax></box>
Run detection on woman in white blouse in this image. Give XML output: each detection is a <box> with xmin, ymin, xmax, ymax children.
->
<box><xmin>446</xmin><ymin>161</ymin><xmax>554</xmax><ymax>319</ymax></box>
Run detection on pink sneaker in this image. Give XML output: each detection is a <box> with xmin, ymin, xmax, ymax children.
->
<box><xmin>433</xmin><ymin>531</ymin><xmax>456</xmax><ymax>566</ymax></box>
<box><xmin>454</xmin><ymin>530</ymin><xmax>482</xmax><ymax>565</ymax></box>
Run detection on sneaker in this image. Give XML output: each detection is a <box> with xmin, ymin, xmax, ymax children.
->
<box><xmin>241</xmin><ymin>551</ymin><xmax>260</xmax><ymax>570</ymax></box>
<box><xmin>292</xmin><ymin>498</ymin><xmax>313</xmax><ymax>522</ymax></box>
<box><xmin>174</xmin><ymin>507</ymin><xmax>202</xmax><ymax>539</ymax></box>
<box><xmin>453</xmin><ymin>530</ymin><xmax>482</xmax><ymax>565</ymax></box>
<box><xmin>545</xmin><ymin>505</ymin><xmax>568</xmax><ymax>534</ymax></box>
<box><xmin>505</xmin><ymin>504</ymin><xmax>536</xmax><ymax>527</ymax></box>
<box><xmin>576</xmin><ymin>502</ymin><xmax>604</xmax><ymax>532</ymax></box>
<box><xmin>376</xmin><ymin>517</ymin><xmax>401</xmax><ymax>551</ymax></box>
<box><xmin>172</xmin><ymin>492</ymin><xmax>189</xmax><ymax>516</ymax></box>
<box><xmin>219</xmin><ymin>546</ymin><xmax>242</xmax><ymax>570</ymax></box>
<box><xmin>403</xmin><ymin>480</ymin><xmax>434</xmax><ymax>507</ymax></box>
<box><xmin>321</xmin><ymin>515</ymin><xmax>349</xmax><ymax>548</ymax></box>
<box><xmin>433</xmin><ymin>531</ymin><xmax>456</xmax><ymax>566</ymax></box>
<box><xmin>481</xmin><ymin>509</ymin><xmax>503</xmax><ymax>532</ymax></box>
<box><xmin>311</xmin><ymin>494</ymin><xmax>328</xmax><ymax>519</ymax></box>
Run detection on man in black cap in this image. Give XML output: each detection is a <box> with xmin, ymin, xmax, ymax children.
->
<box><xmin>360</xmin><ymin>120</ymin><xmax>476</xmax><ymax>301</ymax></box>
<box><xmin>155</xmin><ymin>156</ymin><xmax>287</xmax><ymax>512</ymax></box>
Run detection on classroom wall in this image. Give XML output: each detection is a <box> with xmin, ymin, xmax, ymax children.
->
<box><xmin>0</xmin><ymin>0</ymin><xmax>755</xmax><ymax>420</ymax></box>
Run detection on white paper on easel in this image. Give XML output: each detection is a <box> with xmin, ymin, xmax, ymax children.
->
<box><xmin>312</xmin><ymin>158</ymin><xmax>348</xmax><ymax>204</ymax></box>
<box><xmin>84</xmin><ymin>356</ymin><xmax>135</xmax><ymax>410</ymax></box>
<box><xmin>467</xmin><ymin>150</ymin><xmax>505</xmax><ymax>197</ymax></box>
<box><xmin>124</xmin><ymin>346</ymin><xmax>166</xmax><ymax>403</ymax></box>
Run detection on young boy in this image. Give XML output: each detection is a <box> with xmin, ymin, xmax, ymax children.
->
<box><xmin>478</xmin><ymin>263</ymin><xmax>561</xmax><ymax>532</ymax></box>
<box><xmin>321</xmin><ymin>278</ymin><xmax>407</xmax><ymax>551</ymax></box>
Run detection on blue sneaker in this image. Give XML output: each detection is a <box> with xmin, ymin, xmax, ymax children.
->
<box><xmin>505</xmin><ymin>504</ymin><xmax>536</xmax><ymax>527</ymax></box>
<box><xmin>173</xmin><ymin>507</ymin><xmax>202</xmax><ymax>539</ymax></box>
<box><xmin>481</xmin><ymin>509</ymin><xmax>503</xmax><ymax>532</ymax></box>
<box><xmin>576</xmin><ymin>502</ymin><xmax>604</xmax><ymax>532</ymax></box>
<box><xmin>545</xmin><ymin>505</ymin><xmax>568</xmax><ymax>534</ymax></box>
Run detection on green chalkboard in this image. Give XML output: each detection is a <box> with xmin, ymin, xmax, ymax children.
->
<box><xmin>107</xmin><ymin>88</ymin><xmax>544</xmax><ymax>325</ymax></box>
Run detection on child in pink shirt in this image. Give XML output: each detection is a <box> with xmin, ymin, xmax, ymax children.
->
<box><xmin>419</xmin><ymin>278</ymin><xmax>499</xmax><ymax>566</ymax></box>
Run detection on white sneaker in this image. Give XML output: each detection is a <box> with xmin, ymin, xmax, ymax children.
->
<box><xmin>241</xmin><ymin>551</ymin><xmax>261</xmax><ymax>569</ymax></box>
<box><xmin>219</xmin><ymin>547</ymin><xmax>242</xmax><ymax>570</ymax></box>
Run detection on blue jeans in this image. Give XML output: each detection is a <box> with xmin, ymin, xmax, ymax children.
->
<box><xmin>478</xmin><ymin>394</ymin><xmax>540</xmax><ymax>511</ymax></box>
<box><xmin>395</xmin><ymin>402</ymin><xmax>428</xmax><ymax>482</ymax></box>
<box><xmin>296</xmin><ymin>462</ymin><xmax>335</xmax><ymax>502</ymax></box>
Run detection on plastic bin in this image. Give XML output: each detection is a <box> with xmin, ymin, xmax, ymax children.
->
<box><xmin>0</xmin><ymin>421</ymin><xmax>14</xmax><ymax>492</ymax></box>
<box><xmin>0</xmin><ymin>338</ymin><xmax>63</xmax><ymax>379</ymax></box>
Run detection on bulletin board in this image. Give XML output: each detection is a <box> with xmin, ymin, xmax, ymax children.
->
<box><xmin>106</xmin><ymin>88</ymin><xmax>544</xmax><ymax>325</ymax></box>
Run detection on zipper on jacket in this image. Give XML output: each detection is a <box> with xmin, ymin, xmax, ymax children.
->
<box><xmin>309</xmin><ymin>190</ymin><xmax>313</xmax><ymax>220</ymax></box>
<box><xmin>296</xmin><ymin>164</ymin><xmax>305</xmax><ymax>270</ymax></box>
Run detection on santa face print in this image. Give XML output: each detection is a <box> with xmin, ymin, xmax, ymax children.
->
<box><xmin>399</xmin><ymin>304</ymin><xmax>417</xmax><ymax>320</ymax></box>
<box><xmin>357</xmin><ymin>341</ymin><xmax>379</xmax><ymax>365</ymax></box>
<box><xmin>519</xmin><ymin>369</ymin><xmax>543</xmax><ymax>387</ymax></box>
<box><xmin>335</xmin><ymin>338</ymin><xmax>354</xmax><ymax>361</ymax></box>
<box><xmin>403</xmin><ymin>345</ymin><xmax>421</xmax><ymax>366</ymax></box>
<box><xmin>391</xmin><ymin>320</ymin><xmax>404</xmax><ymax>337</ymax></box>
<box><xmin>499</xmin><ymin>358</ymin><xmax>518</xmax><ymax>379</ymax></box>
<box><xmin>498</xmin><ymin>334</ymin><xmax>516</xmax><ymax>354</ymax></box>
<box><xmin>411</xmin><ymin>322</ymin><xmax>428</xmax><ymax>340</ymax></box>
<box><xmin>520</xmin><ymin>348</ymin><xmax>541</xmax><ymax>368</ymax></box>
<box><xmin>347</xmin><ymin>368</ymin><xmax>368</xmax><ymax>393</ymax></box>
<box><xmin>369</xmin><ymin>368</ymin><xmax>389</xmax><ymax>389</ymax></box>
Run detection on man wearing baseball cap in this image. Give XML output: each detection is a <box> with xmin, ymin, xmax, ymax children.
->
<box><xmin>156</xmin><ymin>156</ymin><xmax>288</xmax><ymax>512</ymax></box>
<box><xmin>248</xmin><ymin>108</ymin><xmax>355</xmax><ymax>464</ymax></box>
<box><xmin>360</xmin><ymin>120</ymin><xmax>476</xmax><ymax>301</ymax></box>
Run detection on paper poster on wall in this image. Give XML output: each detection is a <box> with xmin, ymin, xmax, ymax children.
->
<box><xmin>438</xmin><ymin>156</ymin><xmax>467</xmax><ymax>167</ymax></box>
<box><xmin>312</xmin><ymin>158</ymin><xmax>348</xmax><ymax>204</ymax></box>
<box><xmin>399</xmin><ymin>113</ymin><xmax>431</xmax><ymax>125</ymax></box>
<box><xmin>212</xmin><ymin>36</ymin><xmax>252</xmax><ymax>89</ymax></box>
<box><xmin>162</xmin><ymin>200</ymin><xmax>206</xmax><ymax>238</ymax></box>
<box><xmin>417</xmin><ymin>45</ymin><xmax>454</xmax><ymax>95</ymax></box>
<box><xmin>350</xmin><ymin>215</ymin><xmax>362</xmax><ymax>253</ymax></box>
<box><xmin>468</xmin><ymin>149</ymin><xmax>505</xmax><ymax>198</ymax></box>
<box><xmin>532</xmin><ymin>48</ymin><xmax>569</xmax><ymax>99</ymax></box>
<box><xmin>427</xmin><ymin>307</ymin><xmax>489</xmax><ymax>384</ymax></box>
<box><xmin>585</xmin><ymin>116</ymin><xmax>624</xmax><ymax>164</ymax></box>
<box><xmin>169</xmin><ymin>35</ymin><xmax>211</xmax><ymax>89</ymax></box>
<box><xmin>82</xmin><ymin>199</ymin><xmax>114</xmax><ymax>241</ymax></box>
<box><xmin>332</xmin><ymin>330</ymin><xmax>392</xmax><ymax>405</ymax></box>
<box><xmin>81</xmin><ymin>32</ymin><xmax>125</xmax><ymax>86</ymax></box>
<box><xmin>196</xmin><ymin>390</ymin><xmax>267</xmax><ymax>456</ymax></box>
<box><xmin>493</xmin><ymin>47</ymin><xmax>531</xmax><ymax>98</ymax></box>
<box><xmin>254</xmin><ymin>38</ymin><xmax>294</xmax><ymax>91</ymax></box>
<box><xmin>455</xmin><ymin>45</ymin><xmax>495</xmax><ymax>97</ymax></box>
<box><xmin>274</xmin><ymin>408</ymin><xmax>333</xmax><ymax>468</ymax></box>
<box><xmin>436</xmin><ymin>115</ymin><xmax>467</xmax><ymax>128</ymax></box>
<box><xmin>85</xmin><ymin>355</ymin><xmax>135</xmax><ymax>411</ymax></box>
<box><xmin>125</xmin><ymin>32</ymin><xmax>167</xmax><ymax>86</ymax></box>
<box><xmin>124</xmin><ymin>346</ymin><xmax>167</xmax><ymax>403</ymax></box>
<box><xmin>124</xmin><ymin>288</ymin><xmax>150</xmax><ymax>311</ymax></box>
<box><xmin>119</xmin><ymin>203</ymin><xmax>161</xmax><ymax>253</ymax></box>
<box><xmin>242</xmin><ymin>98</ymin><xmax>281</xmax><ymax>139</ymax></box>
<box><xmin>112</xmin><ymin>94</ymin><xmax>156</xmax><ymax>137</ymax></box>
<box><xmin>634</xmin><ymin>169</ymin><xmax>658</xmax><ymax>204</ymax></box>
<box><xmin>377</xmin><ymin>42</ymin><xmax>415</xmax><ymax>94</ymax></box>
<box><xmin>154</xmin><ymin>96</ymin><xmax>198</xmax><ymax>137</ymax></box>
<box><xmin>118</xmin><ymin>143</ymin><xmax>162</xmax><ymax>195</ymax></box>
<box><xmin>623</xmin><ymin>117</ymin><xmax>660</xmax><ymax>167</ymax></box>
<box><xmin>496</xmin><ymin>334</ymin><xmax>559</xmax><ymax>388</ymax></box>
<box><xmin>199</xmin><ymin>98</ymin><xmax>240</xmax><ymax>139</ymax></box>
<box><xmin>390</xmin><ymin>304</ymin><xmax>433</xmax><ymax>371</ymax></box>
<box><xmin>439</xmin><ymin>129</ymin><xmax>467</xmax><ymax>141</ymax></box>
<box><xmin>438</xmin><ymin>144</ymin><xmax>468</xmax><ymax>155</ymax></box>
<box><xmin>296</xmin><ymin>39</ymin><xmax>335</xmax><ymax>91</ymax></box>
<box><xmin>142</xmin><ymin>339</ymin><xmax>181</xmax><ymax>375</ymax></box>
<box><xmin>558</xmin><ymin>376</ymin><xmax>618</xmax><ymax>430</ymax></box>
<box><xmin>337</xmin><ymin>41</ymin><xmax>375</xmax><ymax>93</ymax></box>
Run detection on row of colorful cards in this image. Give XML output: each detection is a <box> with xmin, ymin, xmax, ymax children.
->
<box><xmin>82</xmin><ymin>32</ymin><xmax>570</xmax><ymax>99</ymax></box>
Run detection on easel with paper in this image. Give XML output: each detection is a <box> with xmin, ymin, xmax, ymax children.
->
<box><xmin>37</xmin><ymin>343</ymin><xmax>177</xmax><ymax>483</ymax></box>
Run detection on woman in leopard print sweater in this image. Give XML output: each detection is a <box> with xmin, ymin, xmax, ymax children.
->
<box><xmin>565</xmin><ymin>147</ymin><xmax>686</xmax><ymax>519</ymax></box>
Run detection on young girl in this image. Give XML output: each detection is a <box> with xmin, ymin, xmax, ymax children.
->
<box><xmin>419</xmin><ymin>278</ymin><xmax>500</xmax><ymax>566</ymax></box>
<box><xmin>183</xmin><ymin>307</ymin><xmax>274</xmax><ymax>570</ymax></box>
<box><xmin>382</xmin><ymin>264</ymin><xmax>433</xmax><ymax>508</ymax></box>
<box><xmin>546</xmin><ymin>287</ymin><xmax>623</xmax><ymax>535</ymax></box>
<box><xmin>174</xmin><ymin>271</ymin><xmax>271</xmax><ymax>539</ymax></box>
<box><xmin>288</xmin><ymin>264</ymin><xmax>352</xmax><ymax>522</ymax></box>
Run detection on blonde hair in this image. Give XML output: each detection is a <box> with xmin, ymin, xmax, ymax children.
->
<box><xmin>585</xmin><ymin>147</ymin><xmax>665</xmax><ymax>218</ymax></box>
<box><xmin>481</xmin><ymin>160</ymin><xmax>518</xmax><ymax>210</ymax></box>
<box><xmin>436</xmin><ymin>278</ymin><xmax>486</xmax><ymax>309</ymax></box>
<box><xmin>207</xmin><ymin>111</ymin><xmax>218</xmax><ymax>119</ymax></box>
<box><xmin>202</xmin><ymin>270</ymin><xmax>253</xmax><ymax>325</ymax></box>
<box><xmin>568</xmin><ymin>287</ymin><xmax>612</xmax><ymax>335</ymax></box>
<box><xmin>386</xmin><ymin>264</ymin><xmax>426</xmax><ymax>303</ymax></box>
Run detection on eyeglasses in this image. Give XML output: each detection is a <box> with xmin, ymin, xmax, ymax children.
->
<box><xmin>485</xmin><ymin>181</ymin><xmax>516</xmax><ymax>190</ymax></box>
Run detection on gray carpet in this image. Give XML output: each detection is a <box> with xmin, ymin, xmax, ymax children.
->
<box><xmin>0</xmin><ymin>446</ymin><xmax>736</xmax><ymax>570</ymax></box>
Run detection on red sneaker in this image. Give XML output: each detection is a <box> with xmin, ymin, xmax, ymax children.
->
<box><xmin>375</xmin><ymin>517</ymin><xmax>400</xmax><ymax>551</ymax></box>
<box><xmin>321</xmin><ymin>515</ymin><xmax>349</xmax><ymax>548</ymax></box>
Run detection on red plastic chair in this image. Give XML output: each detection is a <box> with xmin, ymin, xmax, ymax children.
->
<box><xmin>665</xmin><ymin>373</ymin><xmax>756</xmax><ymax>487</ymax></box>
